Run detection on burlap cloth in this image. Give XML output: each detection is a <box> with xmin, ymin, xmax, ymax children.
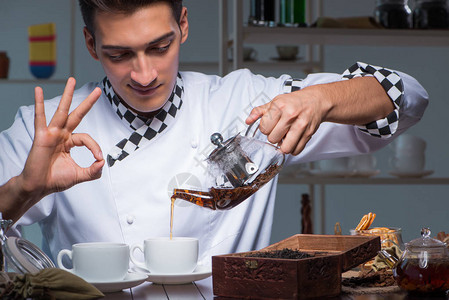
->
<box><xmin>0</xmin><ymin>268</ymin><xmax>104</xmax><ymax>299</ymax></box>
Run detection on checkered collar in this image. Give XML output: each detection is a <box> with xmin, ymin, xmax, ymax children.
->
<box><xmin>101</xmin><ymin>74</ymin><xmax>184</xmax><ymax>167</ymax></box>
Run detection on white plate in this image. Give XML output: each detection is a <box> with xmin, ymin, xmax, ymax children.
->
<box><xmin>89</xmin><ymin>272</ymin><xmax>147</xmax><ymax>293</ymax></box>
<box><xmin>351</xmin><ymin>169</ymin><xmax>380</xmax><ymax>178</ymax></box>
<box><xmin>134</xmin><ymin>264</ymin><xmax>212</xmax><ymax>285</ymax></box>
<box><xmin>309</xmin><ymin>169</ymin><xmax>355</xmax><ymax>177</ymax></box>
<box><xmin>389</xmin><ymin>170</ymin><xmax>434</xmax><ymax>178</ymax></box>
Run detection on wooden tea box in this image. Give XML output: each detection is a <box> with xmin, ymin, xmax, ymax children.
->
<box><xmin>212</xmin><ymin>234</ymin><xmax>380</xmax><ymax>299</ymax></box>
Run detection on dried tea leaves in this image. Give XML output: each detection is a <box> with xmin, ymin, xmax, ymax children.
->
<box><xmin>246</xmin><ymin>248</ymin><xmax>312</xmax><ymax>259</ymax></box>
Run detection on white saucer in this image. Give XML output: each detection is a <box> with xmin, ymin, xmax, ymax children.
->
<box><xmin>309</xmin><ymin>169</ymin><xmax>355</xmax><ymax>178</ymax></box>
<box><xmin>133</xmin><ymin>264</ymin><xmax>212</xmax><ymax>285</ymax></box>
<box><xmin>351</xmin><ymin>169</ymin><xmax>380</xmax><ymax>178</ymax></box>
<box><xmin>389</xmin><ymin>170</ymin><xmax>434</xmax><ymax>178</ymax></box>
<box><xmin>87</xmin><ymin>272</ymin><xmax>147</xmax><ymax>293</ymax></box>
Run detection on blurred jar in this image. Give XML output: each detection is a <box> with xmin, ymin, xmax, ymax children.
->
<box><xmin>249</xmin><ymin>0</ymin><xmax>276</xmax><ymax>27</ymax></box>
<box><xmin>279</xmin><ymin>0</ymin><xmax>307</xmax><ymax>27</ymax></box>
<box><xmin>351</xmin><ymin>227</ymin><xmax>404</xmax><ymax>249</ymax></box>
<box><xmin>414</xmin><ymin>0</ymin><xmax>449</xmax><ymax>29</ymax></box>
<box><xmin>351</xmin><ymin>227</ymin><xmax>404</xmax><ymax>270</ymax></box>
<box><xmin>374</xmin><ymin>0</ymin><xmax>412</xmax><ymax>28</ymax></box>
<box><xmin>0</xmin><ymin>52</ymin><xmax>10</xmax><ymax>79</ymax></box>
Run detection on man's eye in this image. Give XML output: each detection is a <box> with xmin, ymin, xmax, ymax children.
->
<box><xmin>152</xmin><ymin>41</ymin><xmax>172</xmax><ymax>53</ymax></box>
<box><xmin>108</xmin><ymin>53</ymin><xmax>129</xmax><ymax>61</ymax></box>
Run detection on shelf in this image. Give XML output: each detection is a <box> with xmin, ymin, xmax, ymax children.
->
<box><xmin>278</xmin><ymin>176</ymin><xmax>449</xmax><ymax>185</ymax></box>
<box><xmin>243</xmin><ymin>26</ymin><xmax>449</xmax><ymax>47</ymax></box>
<box><xmin>241</xmin><ymin>60</ymin><xmax>321</xmax><ymax>72</ymax></box>
<box><xmin>0</xmin><ymin>79</ymin><xmax>68</xmax><ymax>84</ymax></box>
<box><xmin>179</xmin><ymin>61</ymin><xmax>218</xmax><ymax>70</ymax></box>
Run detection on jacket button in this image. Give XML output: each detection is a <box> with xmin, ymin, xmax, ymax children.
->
<box><xmin>126</xmin><ymin>215</ymin><xmax>135</xmax><ymax>225</ymax></box>
<box><xmin>191</xmin><ymin>139</ymin><xmax>198</xmax><ymax>148</ymax></box>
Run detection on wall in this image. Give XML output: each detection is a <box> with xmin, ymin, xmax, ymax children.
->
<box><xmin>0</xmin><ymin>0</ymin><xmax>448</xmax><ymax>248</ymax></box>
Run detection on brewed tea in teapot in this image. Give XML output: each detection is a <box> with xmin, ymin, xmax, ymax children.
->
<box><xmin>171</xmin><ymin>130</ymin><xmax>285</xmax><ymax>210</ymax></box>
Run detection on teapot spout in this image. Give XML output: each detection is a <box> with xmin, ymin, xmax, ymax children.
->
<box><xmin>171</xmin><ymin>189</ymin><xmax>216</xmax><ymax>210</ymax></box>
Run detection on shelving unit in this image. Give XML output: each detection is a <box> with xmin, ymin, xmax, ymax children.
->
<box><xmin>220</xmin><ymin>0</ymin><xmax>449</xmax><ymax>234</ymax></box>
<box><xmin>219</xmin><ymin>0</ymin><xmax>324</xmax><ymax>76</ymax></box>
<box><xmin>220</xmin><ymin>0</ymin><xmax>449</xmax><ymax>76</ymax></box>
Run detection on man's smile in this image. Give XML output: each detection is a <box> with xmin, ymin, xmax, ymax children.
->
<box><xmin>128</xmin><ymin>83</ymin><xmax>161</xmax><ymax>96</ymax></box>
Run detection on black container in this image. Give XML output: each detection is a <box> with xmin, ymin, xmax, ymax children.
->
<box><xmin>249</xmin><ymin>0</ymin><xmax>276</xmax><ymax>27</ymax></box>
<box><xmin>414</xmin><ymin>0</ymin><xmax>449</xmax><ymax>29</ymax></box>
<box><xmin>375</xmin><ymin>0</ymin><xmax>412</xmax><ymax>28</ymax></box>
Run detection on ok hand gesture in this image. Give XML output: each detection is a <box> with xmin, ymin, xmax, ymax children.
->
<box><xmin>20</xmin><ymin>77</ymin><xmax>104</xmax><ymax>201</ymax></box>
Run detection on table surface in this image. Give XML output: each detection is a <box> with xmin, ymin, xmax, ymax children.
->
<box><xmin>102</xmin><ymin>276</ymin><xmax>449</xmax><ymax>300</ymax></box>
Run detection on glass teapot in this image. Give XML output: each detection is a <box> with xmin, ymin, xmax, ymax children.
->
<box><xmin>379</xmin><ymin>228</ymin><xmax>449</xmax><ymax>295</ymax></box>
<box><xmin>171</xmin><ymin>125</ymin><xmax>285</xmax><ymax>210</ymax></box>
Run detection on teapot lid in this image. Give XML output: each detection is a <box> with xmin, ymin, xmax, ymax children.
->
<box><xmin>1</xmin><ymin>215</ymin><xmax>55</xmax><ymax>274</ymax></box>
<box><xmin>208</xmin><ymin>132</ymin><xmax>239</xmax><ymax>161</ymax></box>
<box><xmin>407</xmin><ymin>227</ymin><xmax>447</xmax><ymax>250</ymax></box>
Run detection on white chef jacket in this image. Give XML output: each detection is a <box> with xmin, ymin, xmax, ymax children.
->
<box><xmin>0</xmin><ymin>64</ymin><xmax>428</xmax><ymax>266</ymax></box>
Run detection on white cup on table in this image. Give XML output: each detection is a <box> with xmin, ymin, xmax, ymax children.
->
<box><xmin>57</xmin><ymin>242</ymin><xmax>130</xmax><ymax>282</ymax></box>
<box><xmin>130</xmin><ymin>237</ymin><xmax>198</xmax><ymax>274</ymax></box>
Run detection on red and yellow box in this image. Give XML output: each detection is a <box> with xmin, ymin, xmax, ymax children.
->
<box><xmin>28</xmin><ymin>23</ymin><xmax>56</xmax><ymax>79</ymax></box>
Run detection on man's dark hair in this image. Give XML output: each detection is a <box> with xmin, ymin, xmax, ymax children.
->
<box><xmin>79</xmin><ymin>0</ymin><xmax>183</xmax><ymax>36</ymax></box>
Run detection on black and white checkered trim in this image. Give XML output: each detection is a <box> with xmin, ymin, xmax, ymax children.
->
<box><xmin>342</xmin><ymin>62</ymin><xmax>402</xmax><ymax>138</ymax></box>
<box><xmin>282</xmin><ymin>78</ymin><xmax>303</xmax><ymax>94</ymax></box>
<box><xmin>102</xmin><ymin>74</ymin><xmax>184</xmax><ymax>166</ymax></box>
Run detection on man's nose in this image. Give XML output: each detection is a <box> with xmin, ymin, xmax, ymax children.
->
<box><xmin>130</xmin><ymin>56</ymin><xmax>157</xmax><ymax>86</ymax></box>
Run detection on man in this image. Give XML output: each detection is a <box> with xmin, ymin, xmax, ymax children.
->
<box><xmin>0</xmin><ymin>0</ymin><xmax>428</xmax><ymax>266</ymax></box>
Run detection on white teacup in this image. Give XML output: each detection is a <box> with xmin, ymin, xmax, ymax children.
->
<box><xmin>349</xmin><ymin>154</ymin><xmax>376</xmax><ymax>172</ymax></box>
<box><xmin>391</xmin><ymin>134</ymin><xmax>426</xmax><ymax>156</ymax></box>
<box><xmin>390</xmin><ymin>134</ymin><xmax>426</xmax><ymax>173</ymax></box>
<box><xmin>57</xmin><ymin>242</ymin><xmax>129</xmax><ymax>282</ymax></box>
<box><xmin>130</xmin><ymin>237</ymin><xmax>198</xmax><ymax>274</ymax></box>
<box><xmin>391</xmin><ymin>153</ymin><xmax>425</xmax><ymax>173</ymax></box>
<box><xmin>317</xmin><ymin>157</ymin><xmax>350</xmax><ymax>172</ymax></box>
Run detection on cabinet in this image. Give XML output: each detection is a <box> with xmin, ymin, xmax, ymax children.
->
<box><xmin>220</xmin><ymin>0</ymin><xmax>449</xmax><ymax>234</ymax></box>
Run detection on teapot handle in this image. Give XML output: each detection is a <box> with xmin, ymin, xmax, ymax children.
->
<box><xmin>244</xmin><ymin>118</ymin><xmax>261</xmax><ymax>138</ymax></box>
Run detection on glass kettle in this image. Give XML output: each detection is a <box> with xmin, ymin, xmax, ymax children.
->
<box><xmin>171</xmin><ymin>124</ymin><xmax>285</xmax><ymax>210</ymax></box>
<box><xmin>379</xmin><ymin>227</ymin><xmax>449</xmax><ymax>295</ymax></box>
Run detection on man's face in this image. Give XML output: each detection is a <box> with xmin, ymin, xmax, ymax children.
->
<box><xmin>84</xmin><ymin>3</ymin><xmax>188</xmax><ymax>116</ymax></box>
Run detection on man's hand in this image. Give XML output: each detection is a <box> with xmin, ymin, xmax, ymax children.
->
<box><xmin>246</xmin><ymin>87</ymin><xmax>328</xmax><ymax>156</ymax></box>
<box><xmin>0</xmin><ymin>77</ymin><xmax>104</xmax><ymax>221</ymax></box>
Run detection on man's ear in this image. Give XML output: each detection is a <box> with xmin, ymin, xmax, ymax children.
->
<box><xmin>179</xmin><ymin>7</ymin><xmax>189</xmax><ymax>44</ymax></box>
<box><xmin>83</xmin><ymin>27</ymin><xmax>99</xmax><ymax>60</ymax></box>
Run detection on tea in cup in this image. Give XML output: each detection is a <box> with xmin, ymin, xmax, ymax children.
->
<box><xmin>57</xmin><ymin>242</ymin><xmax>129</xmax><ymax>282</ymax></box>
<box><xmin>130</xmin><ymin>237</ymin><xmax>198</xmax><ymax>274</ymax></box>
